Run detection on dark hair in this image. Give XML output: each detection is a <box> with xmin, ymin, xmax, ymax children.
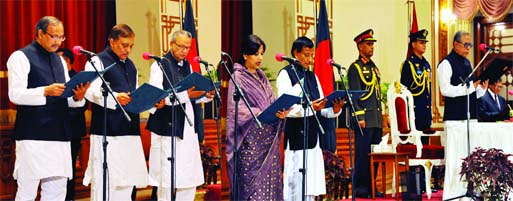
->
<box><xmin>35</xmin><ymin>16</ymin><xmax>62</xmax><ymax>37</ymax></box>
<box><xmin>290</xmin><ymin>36</ymin><xmax>314</xmax><ymax>57</ymax></box>
<box><xmin>108</xmin><ymin>24</ymin><xmax>135</xmax><ymax>41</ymax></box>
<box><xmin>239</xmin><ymin>34</ymin><xmax>266</xmax><ymax>64</ymax></box>
<box><xmin>56</xmin><ymin>48</ymin><xmax>74</xmax><ymax>64</ymax></box>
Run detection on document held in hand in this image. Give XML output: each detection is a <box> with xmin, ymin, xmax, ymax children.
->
<box><xmin>174</xmin><ymin>72</ymin><xmax>217</xmax><ymax>92</ymax></box>
<box><xmin>257</xmin><ymin>94</ymin><xmax>301</xmax><ymax>124</ymax></box>
<box><xmin>123</xmin><ymin>83</ymin><xmax>170</xmax><ymax>114</ymax></box>
<box><xmin>60</xmin><ymin>63</ymin><xmax>116</xmax><ymax>98</ymax></box>
<box><xmin>476</xmin><ymin>56</ymin><xmax>513</xmax><ymax>83</ymax></box>
<box><xmin>324</xmin><ymin>90</ymin><xmax>367</xmax><ymax>108</ymax></box>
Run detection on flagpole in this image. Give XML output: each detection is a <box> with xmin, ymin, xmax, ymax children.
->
<box><xmin>179</xmin><ymin>0</ymin><xmax>183</xmax><ymax>30</ymax></box>
<box><xmin>314</xmin><ymin>0</ymin><xmax>317</xmax><ymax>39</ymax></box>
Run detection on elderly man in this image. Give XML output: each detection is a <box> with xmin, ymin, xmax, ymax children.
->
<box><xmin>146</xmin><ymin>30</ymin><xmax>214</xmax><ymax>201</ymax></box>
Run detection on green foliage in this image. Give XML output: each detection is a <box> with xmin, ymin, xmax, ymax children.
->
<box><xmin>380</xmin><ymin>82</ymin><xmax>390</xmax><ymax>113</ymax></box>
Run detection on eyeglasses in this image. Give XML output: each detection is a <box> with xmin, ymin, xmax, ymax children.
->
<box><xmin>45</xmin><ymin>32</ymin><xmax>66</xmax><ymax>41</ymax></box>
<box><xmin>458</xmin><ymin>41</ymin><xmax>473</xmax><ymax>48</ymax></box>
<box><xmin>174</xmin><ymin>43</ymin><xmax>191</xmax><ymax>51</ymax></box>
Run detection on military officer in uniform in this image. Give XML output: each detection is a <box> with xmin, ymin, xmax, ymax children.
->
<box><xmin>347</xmin><ymin>29</ymin><xmax>383</xmax><ymax>198</ymax></box>
<box><xmin>400</xmin><ymin>29</ymin><xmax>434</xmax><ymax>145</ymax></box>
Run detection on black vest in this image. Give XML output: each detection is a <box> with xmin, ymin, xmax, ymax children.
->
<box><xmin>90</xmin><ymin>47</ymin><xmax>140</xmax><ymax>136</ymax></box>
<box><xmin>15</xmin><ymin>41</ymin><xmax>71</xmax><ymax>141</ymax></box>
<box><xmin>146</xmin><ymin>52</ymin><xmax>200</xmax><ymax>139</ymax></box>
<box><xmin>441</xmin><ymin>50</ymin><xmax>477</xmax><ymax>120</ymax></box>
<box><xmin>281</xmin><ymin>64</ymin><xmax>321</xmax><ymax>150</ymax></box>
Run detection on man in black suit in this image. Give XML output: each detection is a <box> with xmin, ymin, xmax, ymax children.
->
<box><xmin>478</xmin><ymin>79</ymin><xmax>508</xmax><ymax>122</ymax></box>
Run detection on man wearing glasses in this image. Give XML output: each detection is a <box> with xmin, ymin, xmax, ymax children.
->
<box><xmin>437</xmin><ymin>30</ymin><xmax>487</xmax><ymax>199</ymax></box>
<box><xmin>437</xmin><ymin>30</ymin><xmax>487</xmax><ymax>122</ymax></box>
<box><xmin>478</xmin><ymin>79</ymin><xmax>508</xmax><ymax>122</ymax></box>
<box><xmin>146</xmin><ymin>30</ymin><xmax>214</xmax><ymax>201</ymax></box>
<box><xmin>6</xmin><ymin>16</ymin><xmax>89</xmax><ymax>200</ymax></box>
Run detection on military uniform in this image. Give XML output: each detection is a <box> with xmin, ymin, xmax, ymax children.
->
<box><xmin>400</xmin><ymin>29</ymin><xmax>432</xmax><ymax>131</ymax></box>
<box><xmin>347</xmin><ymin>29</ymin><xmax>383</xmax><ymax>197</ymax></box>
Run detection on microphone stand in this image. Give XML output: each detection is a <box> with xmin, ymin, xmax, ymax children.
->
<box><xmin>86</xmin><ymin>57</ymin><xmax>131</xmax><ymax>201</ymax></box>
<box><xmin>155</xmin><ymin>57</ymin><xmax>193</xmax><ymax>201</ymax></box>
<box><xmin>221</xmin><ymin>53</ymin><xmax>263</xmax><ymax>201</ymax></box>
<box><xmin>444</xmin><ymin>49</ymin><xmax>493</xmax><ymax>201</ymax></box>
<box><xmin>289</xmin><ymin>63</ymin><xmax>325</xmax><ymax>201</ymax></box>
<box><xmin>335</xmin><ymin>65</ymin><xmax>363</xmax><ymax>201</ymax></box>
<box><xmin>201</xmin><ymin>62</ymin><xmax>223</xmax><ymax>173</ymax></box>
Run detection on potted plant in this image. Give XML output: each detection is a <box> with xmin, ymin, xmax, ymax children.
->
<box><xmin>322</xmin><ymin>150</ymin><xmax>351</xmax><ymax>200</ymax></box>
<box><xmin>460</xmin><ymin>147</ymin><xmax>513</xmax><ymax>200</ymax></box>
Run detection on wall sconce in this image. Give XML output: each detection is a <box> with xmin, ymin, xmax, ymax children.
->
<box><xmin>441</xmin><ymin>7</ymin><xmax>456</xmax><ymax>25</ymax></box>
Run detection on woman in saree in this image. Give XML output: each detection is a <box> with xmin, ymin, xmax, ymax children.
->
<box><xmin>226</xmin><ymin>34</ymin><xmax>290</xmax><ymax>200</ymax></box>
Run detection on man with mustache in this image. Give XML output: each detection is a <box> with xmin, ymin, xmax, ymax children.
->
<box><xmin>7</xmin><ymin>16</ymin><xmax>89</xmax><ymax>200</ymax></box>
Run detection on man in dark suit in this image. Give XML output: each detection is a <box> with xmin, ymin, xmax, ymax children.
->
<box><xmin>478</xmin><ymin>79</ymin><xmax>508</xmax><ymax>122</ymax></box>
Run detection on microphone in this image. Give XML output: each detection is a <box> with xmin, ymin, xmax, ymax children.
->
<box><xmin>72</xmin><ymin>46</ymin><xmax>96</xmax><ymax>57</ymax></box>
<box><xmin>479</xmin><ymin>44</ymin><xmax>500</xmax><ymax>52</ymax></box>
<box><xmin>326</xmin><ymin>59</ymin><xmax>345</xmax><ymax>70</ymax></box>
<box><xmin>275</xmin><ymin>53</ymin><xmax>298</xmax><ymax>63</ymax></box>
<box><xmin>193</xmin><ymin>56</ymin><xmax>212</xmax><ymax>66</ymax></box>
<box><xmin>142</xmin><ymin>52</ymin><xmax>163</xmax><ymax>60</ymax></box>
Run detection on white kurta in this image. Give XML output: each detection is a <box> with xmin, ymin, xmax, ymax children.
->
<box><xmin>82</xmin><ymin>56</ymin><xmax>148</xmax><ymax>187</ymax></box>
<box><xmin>438</xmin><ymin>58</ymin><xmax>487</xmax><ymax>200</ymax></box>
<box><xmin>7</xmin><ymin>50</ymin><xmax>85</xmax><ymax>181</ymax></box>
<box><xmin>276</xmin><ymin>69</ymin><xmax>341</xmax><ymax>199</ymax></box>
<box><xmin>147</xmin><ymin>60</ymin><xmax>206</xmax><ymax>189</ymax></box>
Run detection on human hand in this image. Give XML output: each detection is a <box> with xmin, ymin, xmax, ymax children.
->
<box><xmin>155</xmin><ymin>98</ymin><xmax>166</xmax><ymax>109</ymax></box>
<box><xmin>205</xmin><ymin>90</ymin><xmax>215</xmax><ymax>99</ymax></box>
<box><xmin>312</xmin><ymin>98</ymin><xmax>327</xmax><ymax>111</ymax></box>
<box><xmin>358</xmin><ymin>120</ymin><xmax>366</xmax><ymax>128</ymax></box>
<box><xmin>116</xmin><ymin>92</ymin><xmax>131</xmax><ymax>106</ymax></box>
<box><xmin>332</xmin><ymin>97</ymin><xmax>346</xmax><ymax>113</ymax></box>
<box><xmin>275</xmin><ymin>108</ymin><xmax>292</xmax><ymax>120</ymax></box>
<box><xmin>187</xmin><ymin>86</ymin><xmax>206</xmax><ymax>99</ymax></box>
<box><xmin>72</xmin><ymin>82</ymin><xmax>91</xmax><ymax>101</ymax></box>
<box><xmin>44</xmin><ymin>83</ymin><xmax>66</xmax><ymax>97</ymax></box>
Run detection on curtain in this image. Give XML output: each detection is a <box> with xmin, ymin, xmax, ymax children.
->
<box><xmin>454</xmin><ymin>0</ymin><xmax>513</xmax><ymax>22</ymax></box>
<box><xmin>0</xmin><ymin>0</ymin><xmax>116</xmax><ymax>110</ymax></box>
<box><xmin>220</xmin><ymin>0</ymin><xmax>253</xmax><ymax>120</ymax></box>
<box><xmin>478</xmin><ymin>0</ymin><xmax>513</xmax><ymax>22</ymax></box>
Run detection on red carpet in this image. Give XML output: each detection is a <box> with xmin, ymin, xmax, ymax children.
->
<box><xmin>339</xmin><ymin>190</ymin><xmax>444</xmax><ymax>200</ymax></box>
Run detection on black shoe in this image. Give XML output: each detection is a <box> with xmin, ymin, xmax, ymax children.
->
<box><xmin>354</xmin><ymin>189</ymin><xmax>370</xmax><ymax>198</ymax></box>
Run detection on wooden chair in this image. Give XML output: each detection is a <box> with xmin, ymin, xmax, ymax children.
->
<box><xmin>387</xmin><ymin>82</ymin><xmax>445</xmax><ymax>199</ymax></box>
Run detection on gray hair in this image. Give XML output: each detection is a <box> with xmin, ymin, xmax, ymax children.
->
<box><xmin>453</xmin><ymin>31</ymin><xmax>470</xmax><ymax>43</ymax></box>
<box><xmin>171</xmin><ymin>30</ymin><xmax>192</xmax><ymax>42</ymax></box>
<box><xmin>35</xmin><ymin>16</ymin><xmax>62</xmax><ymax>37</ymax></box>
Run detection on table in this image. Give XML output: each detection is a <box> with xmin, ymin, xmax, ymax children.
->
<box><xmin>442</xmin><ymin>121</ymin><xmax>513</xmax><ymax>200</ymax></box>
<box><xmin>369</xmin><ymin>152</ymin><xmax>410</xmax><ymax>200</ymax></box>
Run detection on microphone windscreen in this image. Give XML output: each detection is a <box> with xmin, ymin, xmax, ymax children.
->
<box><xmin>326</xmin><ymin>58</ymin><xmax>334</xmax><ymax>65</ymax></box>
<box><xmin>142</xmin><ymin>52</ymin><xmax>151</xmax><ymax>60</ymax></box>
<box><xmin>193</xmin><ymin>56</ymin><xmax>201</xmax><ymax>64</ymax></box>
<box><xmin>72</xmin><ymin>46</ymin><xmax>83</xmax><ymax>56</ymax></box>
<box><xmin>479</xmin><ymin>43</ymin><xmax>487</xmax><ymax>52</ymax></box>
<box><xmin>275</xmin><ymin>53</ymin><xmax>284</xmax><ymax>62</ymax></box>
<box><xmin>508</xmin><ymin>90</ymin><xmax>513</xmax><ymax>96</ymax></box>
